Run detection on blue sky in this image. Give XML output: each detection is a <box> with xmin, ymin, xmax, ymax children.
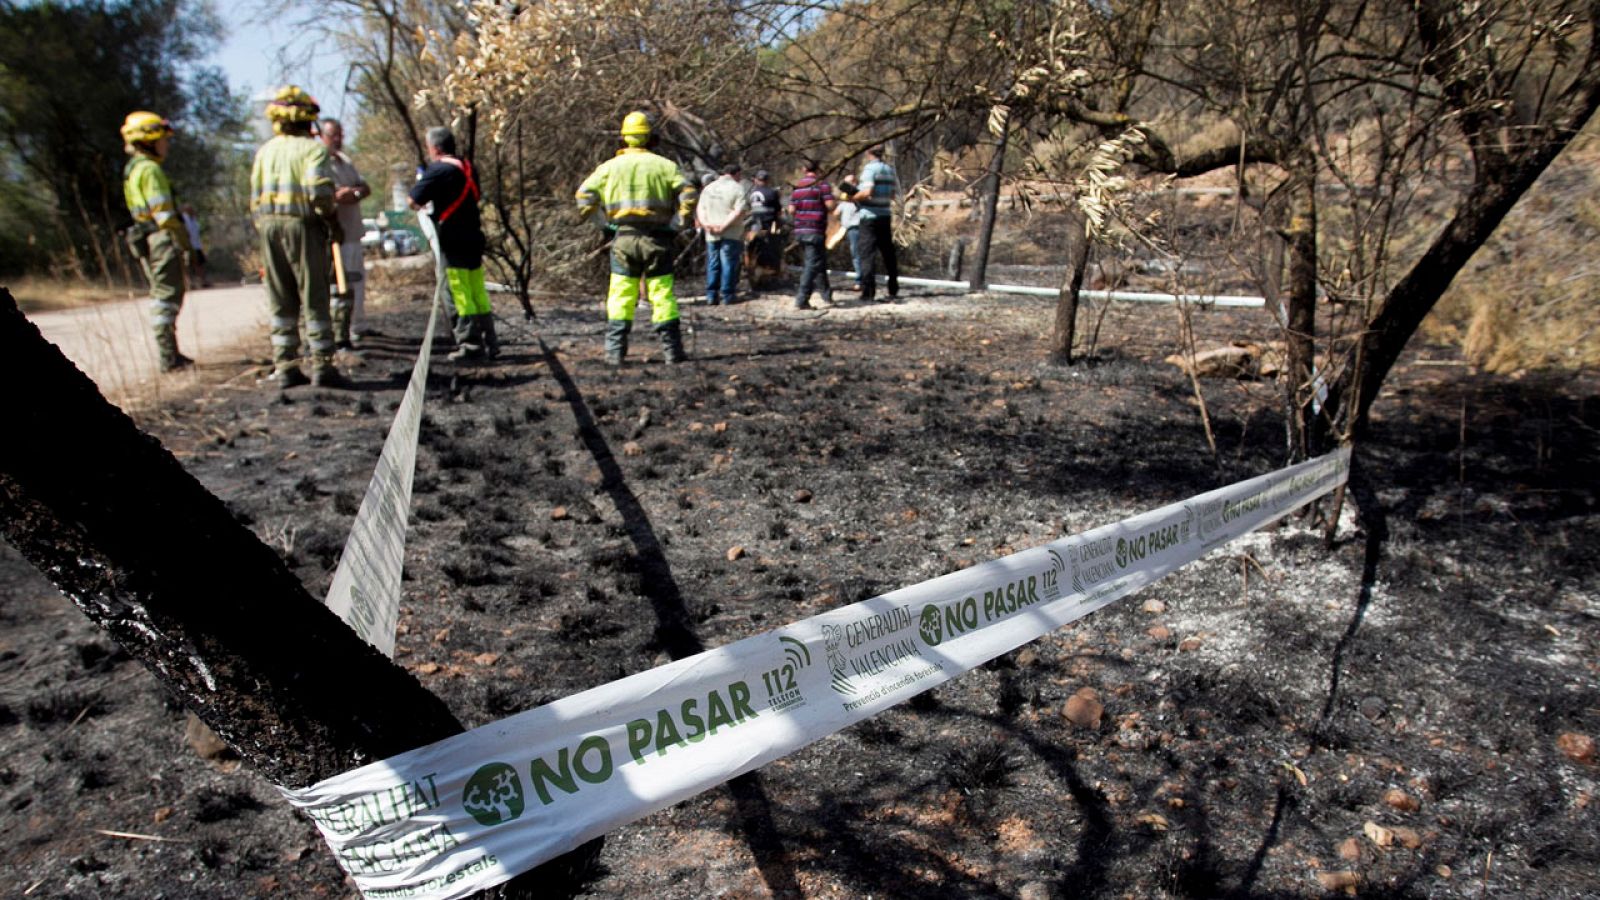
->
<box><xmin>207</xmin><ymin>0</ymin><xmax>358</xmax><ymax>129</ymax></box>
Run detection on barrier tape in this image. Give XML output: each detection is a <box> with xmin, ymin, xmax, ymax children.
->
<box><xmin>323</xmin><ymin>215</ymin><xmax>447</xmax><ymax>655</ymax></box>
<box><xmin>284</xmin><ymin>447</ymin><xmax>1350</xmax><ymax>899</ymax></box>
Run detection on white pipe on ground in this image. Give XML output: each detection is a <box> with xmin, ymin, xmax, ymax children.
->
<box><xmin>821</xmin><ymin>270</ymin><xmax>1266</xmax><ymax>308</ymax></box>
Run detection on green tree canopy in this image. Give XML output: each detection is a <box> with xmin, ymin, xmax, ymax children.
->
<box><xmin>0</xmin><ymin>0</ymin><xmax>249</xmax><ymax>279</ymax></box>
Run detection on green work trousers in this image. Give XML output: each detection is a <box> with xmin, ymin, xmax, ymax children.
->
<box><xmin>258</xmin><ymin>215</ymin><xmax>334</xmax><ymax>373</ymax></box>
<box><xmin>131</xmin><ymin>227</ymin><xmax>185</xmax><ymax>365</ymax></box>
<box><xmin>446</xmin><ymin>266</ymin><xmax>496</xmax><ymax>354</ymax></box>
<box><xmin>606</xmin><ymin>229</ymin><xmax>679</xmax><ymax>324</ymax></box>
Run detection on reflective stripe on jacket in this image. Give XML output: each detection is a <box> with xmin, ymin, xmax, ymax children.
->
<box><xmin>250</xmin><ymin>135</ymin><xmax>335</xmax><ymax>219</ymax></box>
<box><xmin>123</xmin><ymin>154</ymin><xmax>183</xmax><ymax>239</ymax></box>
<box><xmin>576</xmin><ymin>148</ymin><xmax>696</xmax><ymax>228</ymax></box>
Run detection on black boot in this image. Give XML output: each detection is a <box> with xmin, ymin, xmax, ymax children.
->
<box><xmin>605</xmin><ymin>320</ymin><xmax>631</xmax><ymax>366</ymax></box>
<box><xmin>657</xmin><ymin>318</ymin><xmax>687</xmax><ymax>364</ymax></box>
<box><xmin>481</xmin><ymin>315</ymin><xmax>501</xmax><ymax>359</ymax></box>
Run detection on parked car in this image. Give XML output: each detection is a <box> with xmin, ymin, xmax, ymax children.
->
<box><xmin>360</xmin><ymin>218</ymin><xmax>382</xmax><ymax>255</ymax></box>
<box><xmin>381</xmin><ymin>230</ymin><xmax>421</xmax><ymax>258</ymax></box>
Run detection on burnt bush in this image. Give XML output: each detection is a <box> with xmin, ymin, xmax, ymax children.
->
<box><xmin>191</xmin><ymin>787</ymin><xmax>265</xmax><ymax>823</ymax></box>
<box><xmin>25</xmin><ymin>690</ymin><xmax>106</xmax><ymax>726</ymax></box>
<box><xmin>946</xmin><ymin>741</ymin><xmax>1020</xmax><ymax>795</ymax></box>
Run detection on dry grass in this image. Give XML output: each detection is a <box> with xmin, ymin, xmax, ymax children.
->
<box><xmin>1426</xmin><ymin>127</ymin><xmax>1600</xmax><ymax>374</ymax></box>
<box><xmin>6</xmin><ymin>275</ymin><xmax>138</xmax><ymax>313</ymax></box>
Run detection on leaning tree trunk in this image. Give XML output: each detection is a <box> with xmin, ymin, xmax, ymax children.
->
<box><xmin>0</xmin><ymin>288</ymin><xmax>595</xmax><ymax>896</ymax></box>
<box><xmin>1338</xmin><ymin>157</ymin><xmax>1567</xmax><ymax>437</ymax></box>
<box><xmin>1329</xmin><ymin>0</ymin><xmax>1600</xmax><ymax>439</ymax></box>
<box><xmin>1049</xmin><ymin>203</ymin><xmax>1091</xmax><ymax>364</ymax></box>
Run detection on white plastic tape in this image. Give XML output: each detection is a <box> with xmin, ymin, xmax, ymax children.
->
<box><xmin>287</xmin><ymin>448</ymin><xmax>1349</xmax><ymax>899</ymax></box>
<box><xmin>323</xmin><ymin>215</ymin><xmax>447</xmax><ymax>655</ymax></box>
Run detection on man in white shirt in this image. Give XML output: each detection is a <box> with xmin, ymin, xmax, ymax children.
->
<box><xmin>319</xmin><ymin>118</ymin><xmax>372</xmax><ymax>347</ymax></box>
<box><xmin>695</xmin><ymin>162</ymin><xmax>749</xmax><ymax>305</ymax></box>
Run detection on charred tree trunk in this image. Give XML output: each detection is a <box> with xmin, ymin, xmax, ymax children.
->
<box><xmin>1050</xmin><ymin>204</ymin><xmax>1091</xmax><ymax>364</ymax></box>
<box><xmin>0</xmin><ymin>288</ymin><xmax>594</xmax><ymax>896</ymax></box>
<box><xmin>485</xmin><ymin>121</ymin><xmax>536</xmax><ymax>320</ymax></box>
<box><xmin>1259</xmin><ymin>232</ymin><xmax>1286</xmax><ymax>329</ymax></box>
<box><xmin>1282</xmin><ymin>165</ymin><xmax>1321</xmax><ymax>460</ymax></box>
<box><xmin>967</xmin><ymin>112</ymin><xmax>1011</xmax><ymax>291</ymax></box>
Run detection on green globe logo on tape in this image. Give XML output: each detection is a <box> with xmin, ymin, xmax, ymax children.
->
<box><xmin>462</xmin><ymin>762</ymin><xmax>525</xmax><ymax>827</ymax></box>
<box><xmin>918</xmin><ymin>604</ymin><xmax>943</xmax><ymax>646</ymax></box>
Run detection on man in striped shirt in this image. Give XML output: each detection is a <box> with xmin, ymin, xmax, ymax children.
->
<box><xmin>787</xmin><ymin>160</ymin><xmax>835</xmax><ymax>309</ymax></box>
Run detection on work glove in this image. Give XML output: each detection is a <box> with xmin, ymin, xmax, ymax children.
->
<box><xmin>328</xmin><ymin>219</ymin><xmax>345</xmax><ymax>245</ymax></box>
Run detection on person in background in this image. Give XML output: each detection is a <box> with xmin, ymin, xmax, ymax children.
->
<box><xmin>319</xmin><ymin>117</ymin><xmax>372</xmax><ymax>349</ymax></box>
<box><xmin>179</xmin><ymin>204</ymin><xmax>210</xmax><ymax>289</ymax></box>
<box><xmin>120</xmin><ymin>111</ymin><xmax>193</xmax><ymax>372</ymax></box>
<box><xmin>575</xmin><ymin>110</ymin><xmax>697</xmax><ymax>366</ymax></box>
<box><xmin>410</xmin><ymin>125</ymin><xmax>497</xmax><ymax>361</ymax></box>
<box><xmin>748</xmin><ymin>169</ymin><xmax>780</xmax><ymax>233</ymax></box>
<box><xmin>851</xmin><ymin>145</ymin><xmax>899</xmax><ymax>303</ymax></box>
<box><xmin>787</xmin><ymin>159</ymin><xmax>835</xmax><ymax>309</ymax></box>
<box><xmin>744</xmin><ymin>168</ymin><xmax>784</xmax><ymax>290</ymax></box>
<box><xmin>249</xmin><ymin>85</ymin><xmax>345</xmax><ymax>389</ymax></box>
<box><xmin>696</xmin><ymin>162</ymin><xmax>748</xmax><ymax>306</ymax></box>
<box><xmin>834</xmin><ymin>181</ymin><xmax>863</xmax><ymax>291</ymax></box>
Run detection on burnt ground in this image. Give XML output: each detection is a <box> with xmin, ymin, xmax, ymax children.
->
<box><xmin>2</xmin><ymin>278</ymin><xmax>1598</xmax><ymax>900</ymax></box>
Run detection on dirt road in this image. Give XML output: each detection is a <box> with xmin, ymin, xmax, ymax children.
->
<box><xmin>24</xmin><ymin>283</ymin><xmax>267</xmax><ymax>407</ymax></box>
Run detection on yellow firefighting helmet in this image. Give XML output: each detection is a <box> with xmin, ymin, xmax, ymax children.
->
<box><xmin>620</xmin><ymin>110</ymin><xmax>652</xmax><ymax>147</ymax></box>
<box><xmin>120</xmin><ymin>111</ymin><xmax>174</xmax><ymax>145</ymax></box>
<box><xmin>266</xmin><ymin>85</ymin><xmax>321</xmax><ymax>127</ymax></box>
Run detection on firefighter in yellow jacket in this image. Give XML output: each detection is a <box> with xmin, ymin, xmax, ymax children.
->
<box><xmin>575</xmin><ymin>111</ymin><xmax>697</xmax><ymax>365</ymax></box>
<box><xmin>249</xmin><ymin>85</ymin><xmax>345</xmax><ymax>389</ymax></box>
<box><xmin>121</xmin><ymin>111</ymin><xmax>194</xmax><ymax>372</ymax></box>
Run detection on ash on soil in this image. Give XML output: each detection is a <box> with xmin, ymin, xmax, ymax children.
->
<box><xmin>2</xmin><ymin>284</ymin><xmax>1598</xmax><ymax>899</ymax></box>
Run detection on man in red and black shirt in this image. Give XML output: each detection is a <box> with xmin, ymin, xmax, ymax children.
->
<box><xmin>786</xmin><ymin>160</ymin><xmax>835</xmax><ymax>309</ymax></box>
<box><xmin>409</xmin><ymin>125</ymin><xmax>497</xmax><ymax>360</ymax></box>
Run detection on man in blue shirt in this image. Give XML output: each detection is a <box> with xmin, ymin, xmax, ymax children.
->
<box><xmin>851</xmin><ymin>146</ymin><xmax>899</xmax><ymax>303</ymax></box>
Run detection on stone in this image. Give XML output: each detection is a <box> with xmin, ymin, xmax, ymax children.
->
<box><xmin>1337</xmin><ymin>837</ymin><xmax>1362</xmax><ymax>861</ymax></box>
<box><xmin>1359</xmin><ymin>696</ymin><xmax>1387</xmax><ymax>721</ymax></box>
<box><xmin>184</xmin><ymin>713</ymin><xmax>234</xmax><ymax>761</ymax></box>
<box><xmin>1315</xmin><ymin>870</ymin><xmax>1360</xmax><ymax>892</ymax></box>
<box><xmin>1063</xmin><ymin>688</ymin><xmax>1103</xmax><ymax>729</ymax></box>
<box><xmin>1363</xmin><ymin>821</ymin><xmax>1394</xmax><ymax>848</ymax></box>
<box><xmin>1141</xmin><ymin>598</ymin><xmax>1167</xmax><ymax>614</ymax></box>
<box><xmin>793</xmin><ymin>489</ymin><xmax>814</xmax><ymax>503</ymax></box>
<box><xmin>551</xmin><ymin>506</ymin><xmax>570</xmax><ymax>521</ymax></box>
<box><xmin>1136</xmin><ymin>812</ymin><xmax>1169</xmax><ymax>831</ymax></box>
<box><xmin>623</xmin><ymin>441</ymin><xmax>643</xmax><ymax>457</ymax></box>
<box><xmin>1147</xmin><ymin>625</ymin><xmax>1172</xmax><ymax>641</ymax></box>
<box><xmin>1165</xmin><ymin>343</ymin><xmax>1265</xmax><ymax>379</ymax></box>
<box><xmin>1557</xmin><ymin>732</ymin><xmax>1595</xmax><ymax>764</ymax></box>
<box><xmin>726</xmin><ymin>545</ymin><xmax>746</xmax><ymax>561</ymax></box>
<box><xmin>1017</xmin><ymin>883</ymin><xmax>1050</xmax><ymax>900</ymax></box>
<box><xmin>1391</xmin><ymin>826</ymin><xmax>1423</xmax><ymax>849</ymax></box>
<box><xmin>1382</xmin><ymin>788</ymin><xmax>1420</xmax><ymax>812</ymax></box>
